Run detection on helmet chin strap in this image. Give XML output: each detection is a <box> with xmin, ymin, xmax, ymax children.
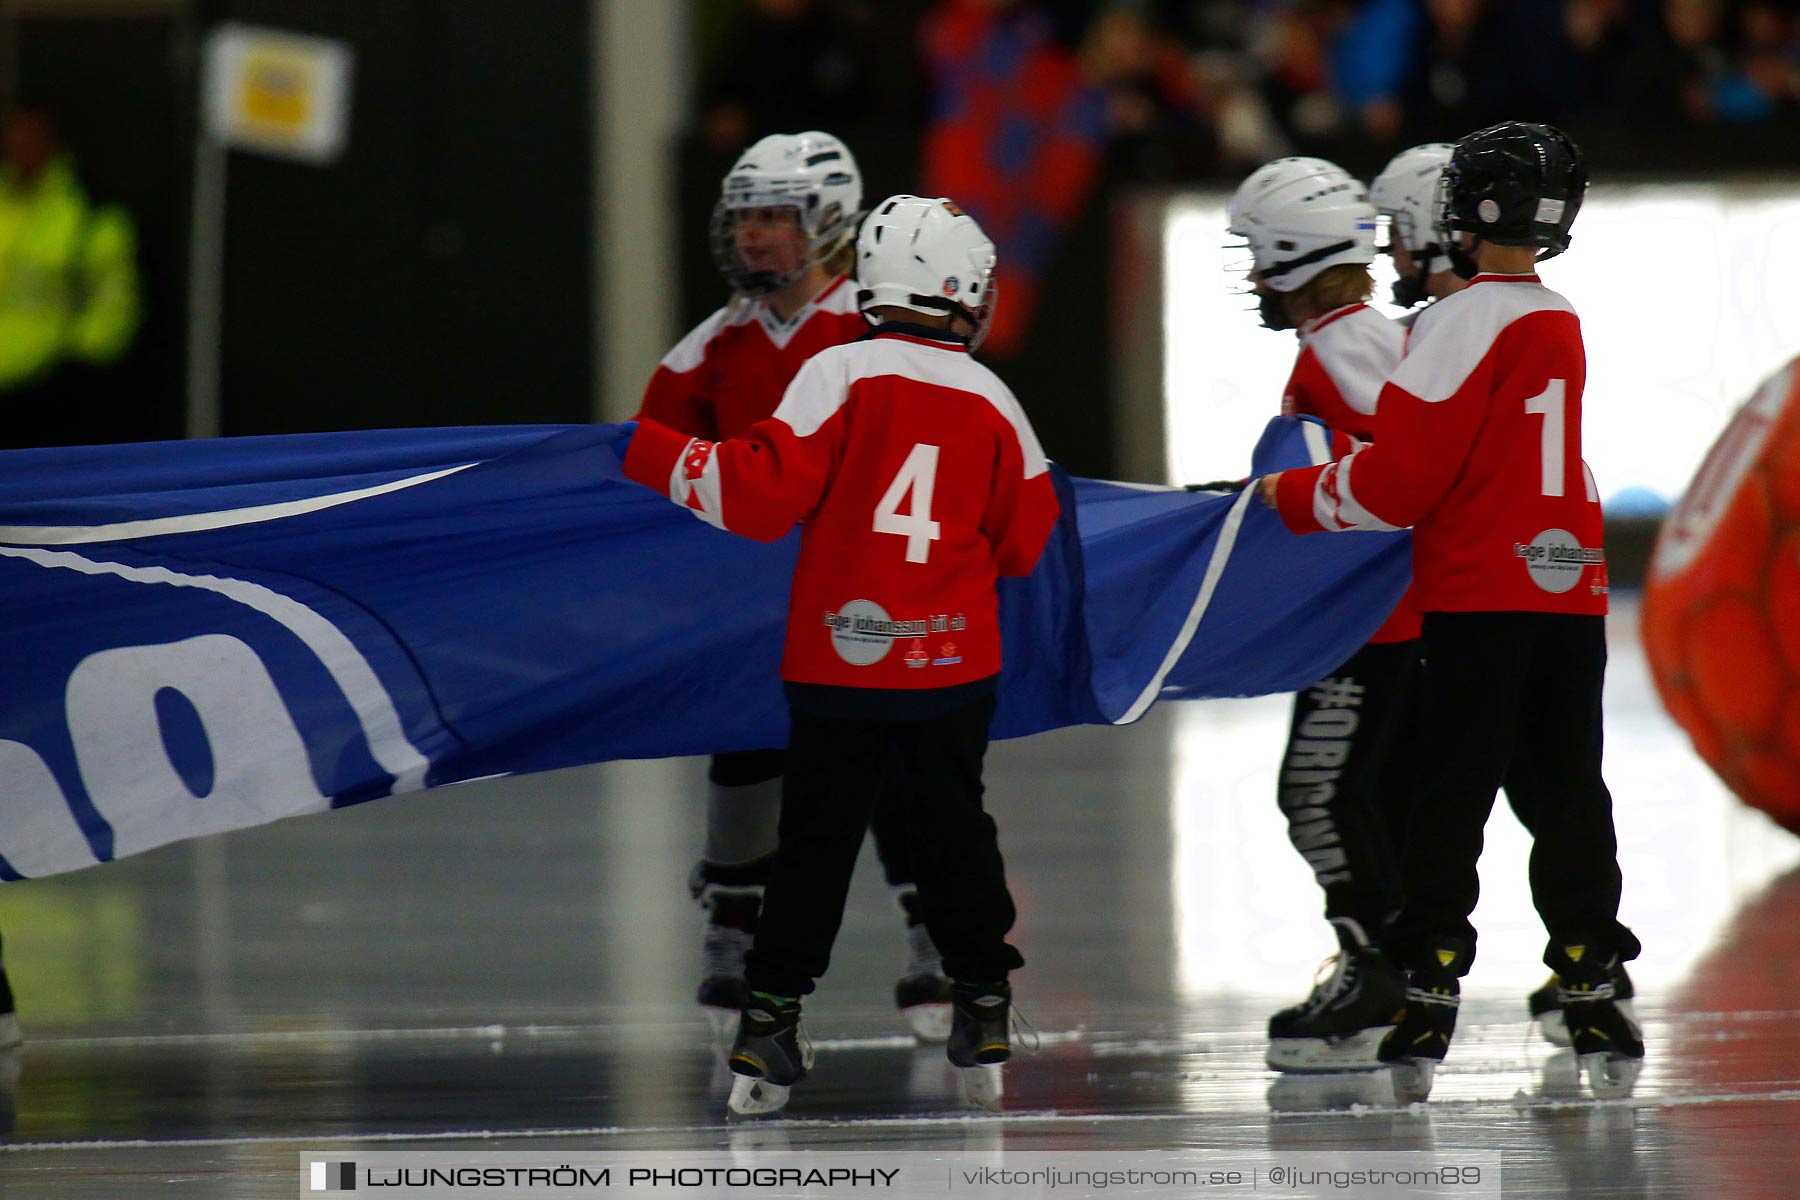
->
<box><xmin>1447</xmin><ymin>234</ymin><xmax>1481</xmax><ymax>281</ymax></box>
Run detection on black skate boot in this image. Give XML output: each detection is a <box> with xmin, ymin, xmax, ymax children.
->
<box><xmin>1546</xmin><ymin>939</ymin><xmax>1644</xmax><ymax>1098</ymax></box>
<box><xmin>690</xmin><ymin>861</ymin><xmax>767</xmax><ymax>1033</ymax></box>
<box><xmin>1378</xmin><ymin>936</ymin><xmax>1468</xmax><ymax>1103</ymax></box>
<box><xmin>1267</xmin><ymin>917</ymin><xmax>1406</xmax><ymax>1073</ymax></box>
<box><xmin>1527</xmin><ymin>960</ymin><xmax>1635</xmax><ymax>1049</ymax></box>
<box><xmin>947</xmin><ymin>980</ymin><xmax>1012</xmax><ymax>1111</ymax></box>
<box><xmin>727</xmin><ymin>994</ymin><xmax>812</xmax><ymax>1116</ymax></box>
<box><xmin>893</xmin><ymin>888</ymin><xmax>952</xmax><ymax>1044</ymax></box>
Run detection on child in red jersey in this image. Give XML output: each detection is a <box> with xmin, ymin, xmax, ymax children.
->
<box><xmin>1223</xmin><ymin>155</ymin><xmax>1417</xmax><ymax>1074</ymax></box>
<box><xmin>1373</xmin><ymin>139</ymin><xmax>1631</xmax><ymax>1051</ymax></box>
<box><xmin>641</xmin><ymin>132</ymin><xmax>954</xmax><ymax>1040</ymax></box>
<box><xmin>625</xmin><ymin>195</ymin><xmax>1059</xmax><ymax>1115</ymax></box>
<box><xmin>1259</xmin><ymin>122</ymin><xmax>1643</xmax><ymax>1103</ymax></box>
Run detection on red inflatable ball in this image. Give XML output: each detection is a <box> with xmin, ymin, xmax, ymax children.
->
<box><xmin>1644</xmin><ymin>357</ymin><xmax>1800</xmax><ymax>835</ymax></box>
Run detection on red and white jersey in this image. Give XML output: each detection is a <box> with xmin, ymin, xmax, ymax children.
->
<box><xmin>637</xmin><ymin>276</ymin><xmax>864</xmax><ymax>440</ymax></box>
<box><xmin>1275</xmin><ymin>273</ymin><xmax>1608</xmax><ymax>615</ymax></box>
<box><xmin>1282</xmin><ymin>303</ymin><xmax>1406</xmax><ymax>442</ymax></box>
<box><xmin>624</xmin><ymin>326</ymin><xmax>1062</xmax><ymax>689</ymax></box>
<box><xmin>1281</xmin><ymin>303</ymin><xmax>1419</xmax><ymax>642</ymax></box>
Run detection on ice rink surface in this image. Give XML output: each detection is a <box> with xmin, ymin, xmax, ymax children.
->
<box><xmin>2</xmin><ymin>595</ymin><xmax>1796</xmax><ymax>1197</ymax></box>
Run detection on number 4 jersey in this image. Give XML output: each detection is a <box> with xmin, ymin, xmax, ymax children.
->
<box><xmin>623</xmin><ymin>325</ymin><xmax>1061</xmax><ymax>689</ymax></box>
<box><xmin>1273</xmin><ymin>273</ymin><xmax>1608</xmax><ymax>615</ymax></box>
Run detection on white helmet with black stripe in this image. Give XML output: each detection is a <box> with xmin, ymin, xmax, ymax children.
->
<box><xmin>710</xmin><ymin>131</ymin><xmax>862</xmax><ymax>297</ymax></box>
<box><xmin>854</xmin><ymin>195</ymin><xmax>998</xmax><ymax>350</ymax></box>
<box><xmin>1371</xmin><ymin>142</ymin><xmax>1454</xmax><ymax>307</ymax></box>
<box><xmin>1226</xmin><ymin>156</ymin><xmax>1377</xmax><ymax>293</ymax></box>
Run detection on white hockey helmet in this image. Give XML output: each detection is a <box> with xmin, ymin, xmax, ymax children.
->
<box><xmin>1371</xmin><ymin>142</ymin><xmax>1455</xmax><ymax>279</ymax></box>
<box><xmin>710</xmin><ymin>131</ymin><xmax>863</xmax><ymax>296</ymax></box>
<box><xmin>855</xmin><ymin>195</ymin><xmax>998</xmax><ymax>349</ymax></box>
<box><xmin>1225</xmin><ymin>156</ymin><xmax>1377</xmax><ymax>293</ymax></box>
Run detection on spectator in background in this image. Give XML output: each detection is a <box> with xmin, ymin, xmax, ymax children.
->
<box><xmin>1081</xmin><ymin>2</ymin><xmax>1221</xmax><ymax>179</ymax></box>
<box><xmin>1707</xmin><ymin>0</ymin><xmax>1799</xmax><ymax>119</ymax></box>
<box><xmin>919</xmin><ymin>0</ymin><xmax>1111</xmax><ymax>355</ymax></box>
<box><xmin>0</xmin><ymin>105</ymin><xmax>140</xmax><ymax>449</ymax></box>
<box><xmin>1249</xmin><ymin>1</ymin><xmax>1349</xmax><ymax>139</ymax></box>
<box><xmin>699</xmin><ymin>0</ymin><xmax>877</xmax><ymax>153</ymax></box>
<box><xmin>1397</xmin><ymin>0</ymin><xmax>1516</xmax><ymax>135</ymax></box>
<box><xmin>1329</xmin><ymin>0</ymin><xmax>1420</xmax><ymax>140</ymax></box>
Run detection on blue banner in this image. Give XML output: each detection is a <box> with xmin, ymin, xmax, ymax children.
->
<box><xmin>0</xmin><ymin>418</ymin><xmax>1407</xmax><ymax>878</ymax></box>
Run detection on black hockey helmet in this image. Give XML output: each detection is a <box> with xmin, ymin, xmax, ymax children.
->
<box><xmin>1439</xmin><ymin>122</ymin><xmax>1587</xmax><ymax>265</ymax></box>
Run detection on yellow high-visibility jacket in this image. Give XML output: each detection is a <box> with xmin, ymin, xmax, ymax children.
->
<box><xmin>0</xmin><ymin>156</ymin><xmax>141</xmax><ymax>391</ymax></box>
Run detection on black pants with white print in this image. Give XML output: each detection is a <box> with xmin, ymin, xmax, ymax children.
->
<box><xmin>745</xmin><ymin>692</ymin><xmax>1023</xmax><ymax>999</ymax></box>
<box><xmin>1280</xmin><ymin>638</ymin><xmax>1424</xmax><ymax>934</ymax></box>
<box><xmin>1385</xmin><ymin>612</ymin><xmax>1641</xmax><ymax>975</ymax></box>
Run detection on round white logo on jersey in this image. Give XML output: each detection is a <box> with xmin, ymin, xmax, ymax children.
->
<box><xmin>1478</xmin><ymin>198</ymin><xmax>1501</xmax><ymax>224</ymax></box>
<box><xmin>825</xmin><ymin>599</ymin><xmax>896</xmax><ymax>666</ymax></box>
<box><xmin>1515</xmin><ymin>528</ymin><xmax>1603</xmax><ymax>594</ymax></box>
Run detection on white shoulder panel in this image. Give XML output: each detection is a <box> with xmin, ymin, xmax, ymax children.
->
<box><xmin>660</xmin><ymin>303</ymin><xmax>753</xmax><ymax>374</ymax></box>
<box><xmin>1388</xmin><ymin>282</ymin><xmax>1576</xmax><ymax>405</ymax></box>
<box><xmin>769</xmin><ymin>345</ymin><xmax>854</xmax><ymax>439</ymax></box>
<box><xmin>1307</xmin><ymin>308</ymin><xmax>1406</xmax><ymax>416</ymax></box>
<box><xmin>837</xmin><ymin>340</ymin><xmax>1051</xmax><ymax>478</ymax></box>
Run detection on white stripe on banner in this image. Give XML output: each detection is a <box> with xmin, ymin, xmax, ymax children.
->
<box><xmin>1301</xmin><ymin>420</ymin><xmax>1333</xmax><ymax>465</ymax></box>
<box><xmin>0</xmin><ymin>547</ymin><xmax>431</xmax><ymax>792</ymax></box>
<box><xmin>0</xmin><ymin>464</ymin><xmax>475</xmax><ymax>545</ymax></box>
<box><xmin>1113</xmin><ymin>487</ymin><xmax>1255</xmax><ymax>725</ymax></box>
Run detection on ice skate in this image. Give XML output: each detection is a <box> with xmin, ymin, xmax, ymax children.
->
<box><xmin>1267</xmin><ymin>917</ymin><xmax>1406</xmax><ymax>1073</ymax></box>
<box><xmin>947</xmin><ymin>981</ymin><xmax>1012</xmax><ymax>1112</ymax></box>
<box><xmin>893</xmin><ymin>889</ymin><xmax>952</xmax><ymax>1043</ymax></box>
<box><xmin>1377</xmin><ymin>937</ymin><xmax>1467</xmax><ymax>1103</ymax></box>
<box><xmin>693</xmin><ymin>870</ymin><xmax>763</xmax><ymax>1035</ymax></box>
<box><xmin>726</xmin><ymin>995</ymin><xmax>812</xmax><ymax>1117</ymax></box>
<box><xmin>1528</xmin><ymin>960</ymin><xmax>1636</xmax><ymax>1049</ymax></box>
<box><xmin>1547</xmin><ymin>941</ymin><xmax>1644</xmax><ymax>1099</ymax></box>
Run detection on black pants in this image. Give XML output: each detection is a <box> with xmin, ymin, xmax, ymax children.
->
<box><xmin>744</xmin><ymin>694</ymin><xmax>1023</xmax><ymax>997</ymax></box>
<box><xmin>1385</xmin><ymin>612</ymin><xmax>1640</xmax><ymax>974</ymax></box>
<box><xmin>707</xmin><ymin>748</ymin><xmax>920</xmax><ymax>887</ymax></box>
<box><xmin>1280</xmin><ymin>638</ymin><xmax>1423</xmax><ymax>932</ymax></box>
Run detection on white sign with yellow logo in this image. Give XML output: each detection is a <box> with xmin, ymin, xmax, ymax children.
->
<box><xmin>204</xmin><ymin>24</ymin><xmax>354</xmax><ymax>163</ymax></box>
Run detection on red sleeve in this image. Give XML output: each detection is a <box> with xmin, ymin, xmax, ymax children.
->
<box><xmin>637</xmin><ymin>362</ymin><xmax>717</xmax><ymax>442</ymax></box>
<box><xmin>1274</xmin><ymin>462</ymin><xmax>1330</xmax><ymax>533</ymax></box>
<box><xmin>1280</xmin><ymin>347</ymin><xmax>1325</xmax><ymax>419</ymax></box>
<box><xmin>1277</xmin><ymin>351</ymin><xmax>1493</xmax><ymax>536</ymax></box>
<box><xmin>624</xmin><ymin>356</ymin><xmax>844</xmax><ymax>543</ymax></box>
<box><xmin>981</xmin><ymin>430</ymin><xmax>1060</xmax><ymax>577</ymax></box>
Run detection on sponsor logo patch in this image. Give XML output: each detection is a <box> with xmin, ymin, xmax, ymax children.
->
<box><xmin>823</xmin><ymin>600</ymin><xmax>939</xmax><ymax>666</ymax></box>
<box><xmin>1514</xmin><ymin>528</ymin><xmax>1605</xmax><ymax>594</ymax></box>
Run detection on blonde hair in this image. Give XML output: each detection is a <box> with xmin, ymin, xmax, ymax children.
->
<box><xmin>1291</xmin><ymin>263</ymin><xmax>1374</xmax><ymax>314</ymax></box>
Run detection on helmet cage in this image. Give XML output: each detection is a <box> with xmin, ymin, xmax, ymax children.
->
<box><xmin>708</xmin><ymin>135</ymin><xmax>862</xmax><ymax>298</ymax></box>
<box><xmin>710</xmin><ymin>191</ymin><xmax>854</xmax><ymax>298</ymax></box>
